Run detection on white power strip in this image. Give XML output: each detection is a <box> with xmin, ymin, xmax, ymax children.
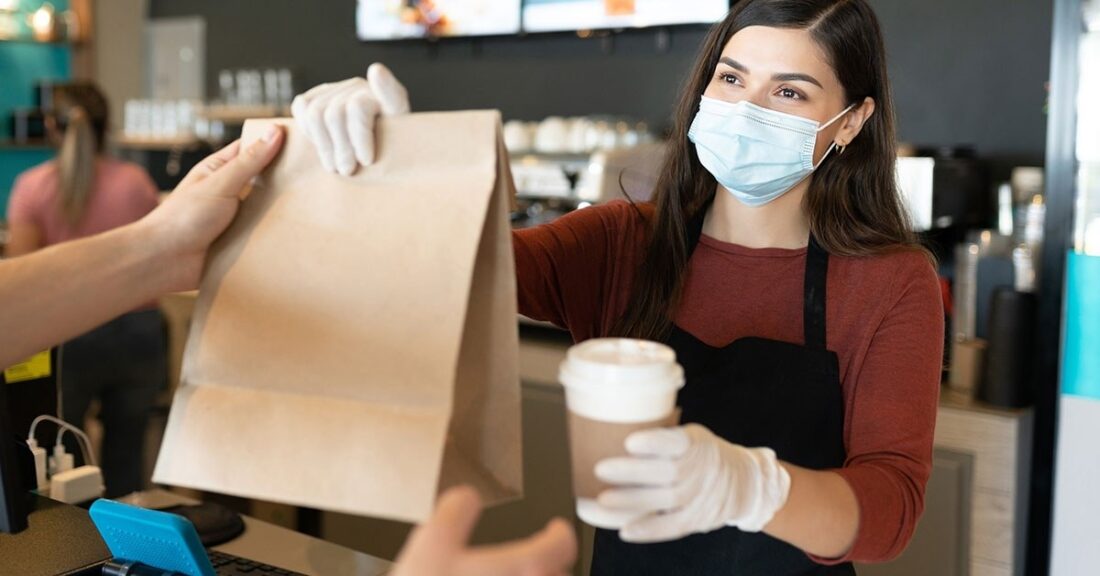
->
<box><xmin>49</xmin><ymin>465</ymin><xmax>105</xmax><ymax>504</ymax></box>
<box><xmin>26</xmin><ymin>415</ymin><xmax>104</xmax><ymax>503</ymax></box>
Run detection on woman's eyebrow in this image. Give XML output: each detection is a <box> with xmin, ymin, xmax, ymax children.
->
<box><xmin>718</xmin><ymin>56</ymin><xmax>824</xmax><ymax>89</ymax></box>
<box><xmin>772</xmin><ymin>72</ymin><xmax>824</xmax><ymax>89</ymax></box>
<box><xmin>719</xmin><ymin>57</ymin><xmax>749</xmax><ymax>72</ymax></box>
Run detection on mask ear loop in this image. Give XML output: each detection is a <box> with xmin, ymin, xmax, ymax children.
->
<box><xmin>812</xmin><ymin>142</ymin><xmax>839</xmax><ymax>170</ymax></box>
<box><xmin>817</xmin><ymin>102</ymin><xmax>857</xmax><ymax>133</ymax></box>
<box><xmin>811</xmin><ymin>103</ymin><xmax>857</xmax><ymax>169</ymax></box>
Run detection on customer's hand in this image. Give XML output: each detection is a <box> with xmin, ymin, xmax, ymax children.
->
<box><xmin>594</xmin><ymin>424</ymin><xmax>791</xmax><ymax>543</ymax></box>
<box><xmin>392</xmin><ymin>486</ymin><xmax>577</xmax><ymax>576</ymax></box>
<box><xmin>291</xmin><ymin>63</ymin><xmax>410</xmax><ymax>176</ymax></box>
<box><xmin>138</xmin><ymin>125</ymin><xmax>285</xmax><ymax>292</ymax></box>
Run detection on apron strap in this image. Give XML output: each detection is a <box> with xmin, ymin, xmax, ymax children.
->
<box><xmin>803</xmin><ymin>235</ymin><xmax>829</xmax><ymax>350</ymax></box>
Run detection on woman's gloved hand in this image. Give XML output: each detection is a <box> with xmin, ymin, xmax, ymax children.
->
<box><xmin>594</xmin><ymin>423</ymin><xmax>791</xmax><ymax>543</ymax></box>
<box><xmin>290</xmin><ymin>63</ymin><xmax>410</xmax><ymax>176</ymax></box>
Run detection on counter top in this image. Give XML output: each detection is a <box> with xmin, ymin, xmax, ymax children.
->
<box><xmin>938</xmin><ymin>387</ymin><xmax>1033</xmax><ymax>418</ymax></box>
<box><xmin>122</xmin><ymin>490</ymin><xmax>392</xmax><ymax>576</ymax></box>
<box><xmin>160</xmin><ymin>292</ymin><xmax>1031</xmax><ymax>419</ymax></box>
<box><xmin>517</xmin><ymin>324</ymin><xmax>1035</xmax><ymax>418</ymax></box>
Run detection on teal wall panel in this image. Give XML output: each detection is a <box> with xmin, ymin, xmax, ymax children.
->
<box><xmin>1063</xmin><ymin>252</ymin><xmax>1100</xmax><ymax>400</ymax></box>
<box><xmin>0</xmin><ymin>0</ymin><xmax>72</xmax><ymax>219</ymax></box>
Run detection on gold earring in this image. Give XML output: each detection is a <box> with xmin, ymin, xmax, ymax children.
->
<box><xmin>836</xmin><ymin>142</ymin><xmax>847</xmax><ymax>154</ymax></box>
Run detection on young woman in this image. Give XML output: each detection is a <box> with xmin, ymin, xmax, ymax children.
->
<box><xmin>293</xmin><ymin>0</ymin><xmax>943</xmax><ymax>573</ymax></box>
<box><xmin>5</xmin><ymin>83</ymin><xmax>167</xmax><ymax>498</ymax></box>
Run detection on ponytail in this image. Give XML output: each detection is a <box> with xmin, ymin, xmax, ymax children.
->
<box><xmin>57</xmin><ymin>106</ymin><xmax>97</xmax><ymax>226</ymax></box>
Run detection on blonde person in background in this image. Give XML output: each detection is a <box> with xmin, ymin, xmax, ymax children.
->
<box><xmin>5</xmin><ymin>83</ymin><xmax>166</xmax><ymax>498</ymax></box>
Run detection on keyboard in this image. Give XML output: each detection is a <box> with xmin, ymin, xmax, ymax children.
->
<box><xmin>208</xmin><ymin>550</ymin><xmax>308</xmax><ymax>575</ymax></box>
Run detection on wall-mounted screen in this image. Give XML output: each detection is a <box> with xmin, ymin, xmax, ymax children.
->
<box><xmin>522</xmin><ymin>0</ymin><xmax>728</xmax><ymax>33</ymax></box>
<box><xmin>357</xmin><ymin>0</ymin><xmax>522</xmax><ymax>40</ymax></box>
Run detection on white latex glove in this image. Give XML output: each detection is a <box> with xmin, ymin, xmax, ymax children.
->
<box><xmin>290</xmin><ymin>63</ymin><xmax>410</xmax><ymax>176</ymax></box>
<box><xmin>391</xmin><ymin>486</ymin><xmax>577</xmax><ymax>576</ymax></box>
<box><xmin>594</xmin><ymin>423</ymin><xmax>791</xmax><ymax>543</ymax></box>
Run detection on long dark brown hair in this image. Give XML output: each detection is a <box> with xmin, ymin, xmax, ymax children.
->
<box><xmin>50</xmin><ymin>83</ymin><xmax>109</xmax><ymax>226</ymax></box>
<box><xmin>614</xmin><ymin>0</ymin><xmax>920</xmax><ymax>341</ymax></box>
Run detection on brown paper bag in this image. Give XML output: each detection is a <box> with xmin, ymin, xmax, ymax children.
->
<box><xmin>153</xmin><ymin>111</ymin><xmax>523</xmax><ymax>523</ymax></box>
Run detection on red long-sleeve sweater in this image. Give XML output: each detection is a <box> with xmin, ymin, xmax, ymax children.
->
<box><xmin>513</xmin><ymin>200</ymin><xmax>943</xmax><ymax>564</ymax></box>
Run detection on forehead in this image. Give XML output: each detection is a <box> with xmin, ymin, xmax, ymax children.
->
<box><xmin>720</xmin><ymin>25</ymin><xmax>837</xmax><ymax>83</ymax></box>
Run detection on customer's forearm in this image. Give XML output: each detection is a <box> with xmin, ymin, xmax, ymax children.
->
<box><xmin>763</xmin><ymin>464</ymin><xmax>859</xmax><ymax>560</ymax></box>
<box><xmin>0</xmin><ymin>222</ymin><xmax>179</xmax><ymax>367</ymax></box>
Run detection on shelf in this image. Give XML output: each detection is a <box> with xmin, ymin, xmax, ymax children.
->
<box><xmin>0</xmin><ymin>140</ymin><xmax>52</xmax><ymax>151</ymax></box>
<box><xmin>201</xmin><ymin>104</ymin><xmax>290</xmax><ymax>123</ymax></box>
<box><xmin>512</xmin><ymin>151</ymin><xmax>595</xmax><ymax>163</ymax></box>
<box><xmin>112</xmin><ymin>135</ymin><xmax>204</xmax><ymax>151</ymax></box>
<box><xmin>0</xmin><ymin>35</ymin><xmax>86</xmax><ymax>46</ymax></box>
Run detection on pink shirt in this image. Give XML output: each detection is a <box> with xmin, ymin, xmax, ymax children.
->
<box><xmin>7</xmin><ymin>158</ymin><xmax>159</xmax><ymax>246</ymax></box>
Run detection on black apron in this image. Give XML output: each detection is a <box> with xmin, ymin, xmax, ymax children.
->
<box><xmin>591</xmin><ymin>219</ymin><xmax>856</xmax><ymax>575</ymax></box>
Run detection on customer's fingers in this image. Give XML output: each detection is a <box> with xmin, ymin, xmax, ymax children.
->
<box><xmin>346</xmin><ymin>91</ymin><xmax>381</xmax><ymax>168</ymax></box>
<box><xmin>457</xmin><ymin>517</ymin><xmax>577</xmax><ymax>576</ymax></box>
<box><xmin>408</xmin><ymin>486</ymin><xmax>483</xmax><ymax>552</ymax></box>
<box><xmin>368</xmin><ymin>63</ymin><xmax>411</xmax><ymax>115</ymax></box>
<box><xmin>202</xmin><ymin>125</ymin><xmax>284</xmax><ymax>199</ymax></box>
<box><xmin>178</xmin><ymin>140</ymin><xmax>241</xmax><ymax>188</ymax></box>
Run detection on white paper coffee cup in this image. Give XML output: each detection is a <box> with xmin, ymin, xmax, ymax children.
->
<box><xmin>559</xmin><ymin>338</ymin><xmax>684</xmax><ymax>529</ymax></box>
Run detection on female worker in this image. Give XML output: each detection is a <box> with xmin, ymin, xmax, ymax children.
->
<box><xmin>5</xmin><ymin>83</ymin><xmax>166</xmax><ymax>498</ymax></box>
<box><xmin>294</xmin><ymin>0</ymin><xmax>943</xmax><ymax>573</ymax></box>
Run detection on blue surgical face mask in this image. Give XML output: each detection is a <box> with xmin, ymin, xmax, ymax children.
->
<box><xmin>688</xmin><ymin>96</ymin><xmax>855</xmax><ymax>207</ymax></box>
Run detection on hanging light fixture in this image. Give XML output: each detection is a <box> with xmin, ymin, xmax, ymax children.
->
<box><xmin>30</xmin><ymin>2</ymin><xmax>55</xmax><ymax>42</ymax></box>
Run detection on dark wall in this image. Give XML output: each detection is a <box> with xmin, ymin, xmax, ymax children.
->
<box><xmin>149</xmin><ymin>0</ymin><xmax>1053</xmax><ymax>180</ymax></box>
<box><xmin>876</xmin><ymin>0</ymin><xmax>1053</xmax><ymax>177</ymax></box>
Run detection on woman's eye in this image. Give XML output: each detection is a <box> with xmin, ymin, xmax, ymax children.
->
<box><xmin>778</xmin><ymin>87</ymin><xmax>802</xmax><ymax>100</ymax></box>
<box><xmin>718</xmin><ymin>73</ymin><xmax>741</xmax><ymax>86</ymax></box>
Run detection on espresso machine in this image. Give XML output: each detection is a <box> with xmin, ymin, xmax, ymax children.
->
<box><xmin>502</xmin><ymin>117</ymin><xmax>667</xmax><ymax>228</ymax></box>
<box><xmin>895</xmin><ymin>146</ymin><xmax>992</xmax><ymax>260</ymax></box>
<box><xmin>508</xmin><ymin>142</ymin><xmax>667</xmax><ymax>227</ymax></box>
